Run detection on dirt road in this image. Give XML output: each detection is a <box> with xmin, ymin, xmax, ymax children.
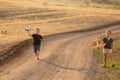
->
<box><xmin>0</xmin><ymin>26</ymin><xmax>120</xmax><ymax>80</ymax></box>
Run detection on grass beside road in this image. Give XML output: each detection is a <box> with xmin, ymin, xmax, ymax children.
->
<box><xmin>94</xmin><ymin>33</ymin><xmax>120</xmax><ymax>80</ymax></box>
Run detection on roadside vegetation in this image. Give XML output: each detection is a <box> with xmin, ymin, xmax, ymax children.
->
<box><xmin>94</xmin><ymin>33</ymin><xmax>120</xmax><ymax>80</ymax></box>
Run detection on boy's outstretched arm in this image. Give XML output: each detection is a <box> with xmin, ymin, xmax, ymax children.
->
<box><xmin>26</xmin><ymin>31</ymin><xmax>32</xmax><ymax>37</ymax></box>
<box><xmin>100</xmin><ymin>41</ymin><xmax>106</xmax><ymax>46</ymax></box>
<box><xmin>101</xmin><ymin>41</ymin><xmax>104</xmax><ymax>44</ymax></box>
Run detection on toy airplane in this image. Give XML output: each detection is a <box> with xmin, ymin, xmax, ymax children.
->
<box><xmin>25</xmin><ymin>28</ymin><xmax>32</xmax><ymax>31</ymax></box>
<box><xmin>91</xmin><ymin>38</ymin><xmax>105</xmax><ymax>49</ymax></box>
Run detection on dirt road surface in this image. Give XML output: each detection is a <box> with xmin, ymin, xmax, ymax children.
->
<box><xmin>0</xmin><ymin>26</ymin><xmax>120</xmax><ymax>80</ymax></box>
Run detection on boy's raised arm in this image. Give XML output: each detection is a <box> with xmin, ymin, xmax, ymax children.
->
<box><xmin>26</xmin><ymin>30</ymin><xmax>32</xmax><ymax>37</ymax></box>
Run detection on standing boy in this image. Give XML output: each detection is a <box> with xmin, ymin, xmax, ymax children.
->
<box><xmin>26</xmin><ymin>28</ymin><xmax>44</xmax><ymax>60</ymax></box>
<box><xmin>102</xmin><ymin>30</ymin><xmax>115</xmax><ymax>68</ymax></box>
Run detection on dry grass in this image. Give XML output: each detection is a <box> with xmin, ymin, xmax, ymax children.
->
<box><xmin>0</xmin><ymin>0</ymin><xmax>120</xmax><ymax>56</ymax></box>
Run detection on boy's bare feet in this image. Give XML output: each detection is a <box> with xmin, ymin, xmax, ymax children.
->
<box><xmin>112</xmin><ymin>64</ymin><xmax>115</xmax><ymax>67</ymax></box>
<box><xmin>103</xmin><ymin>64</ymin><xmax>107</xmax><ymax>68</ymax></box>
<box><xmin>37</xmin><ymin>56</ymin><xmax>40</xmax><ymax>60</ymax></box>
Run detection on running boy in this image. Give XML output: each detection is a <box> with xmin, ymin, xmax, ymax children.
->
<box><xmin>102</xmin><ymin>30</ymin><xmax>115</xmax><ymax>68</ymax></box>
<box><xmin>26</xmin><ymin>28</ymin><xmax>44</xmax><ymax>60</ymax></box>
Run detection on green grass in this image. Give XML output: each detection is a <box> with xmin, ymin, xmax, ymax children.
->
<box><xmin>93</xmin><ymin>33</ymin><xmax>120</xmax><ymax>80</ymax></box>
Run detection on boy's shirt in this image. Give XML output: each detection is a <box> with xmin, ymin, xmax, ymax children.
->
<box><xmin>32</xmin><ymin>34</ymin><xmax>43</xmax><ymax>45</ymax></box>
<box><xmin>103</xmin><ymin>37</ymin><xmax>113</xmax><ymax>49</ymax></box>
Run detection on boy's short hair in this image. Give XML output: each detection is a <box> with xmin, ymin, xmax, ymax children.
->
<box><xmin>106</xmin><ymin>30</ymin><xmax>112</xmax><ymax>34</ymax></box>
<box><xmin>36</xmin><ymin>28</ymin><xmax>40</xmax><ymax>31</ymax></box>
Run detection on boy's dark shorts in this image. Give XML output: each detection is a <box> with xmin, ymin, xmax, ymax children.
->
<box><xmin>33</xmin><ymin>45</ymin><xmax>41</xmax><ymax>53</ymax></box>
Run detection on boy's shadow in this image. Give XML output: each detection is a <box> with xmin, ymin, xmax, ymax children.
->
<box><xmin>39</xmin><ymin>58</ymin><xmax>102</xmax><ymax>75</ymax></box>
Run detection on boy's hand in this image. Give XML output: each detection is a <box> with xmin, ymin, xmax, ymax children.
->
<box><xmin>25</xmin><ymin>28</ymin><xmax>32</xmax><ymax>37</ymax></box>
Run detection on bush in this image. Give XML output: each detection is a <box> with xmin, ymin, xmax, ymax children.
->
<box><xmin>1</xmin><ymin>31</ymin><xmax>8</xmax><ymax>34</ymax></box>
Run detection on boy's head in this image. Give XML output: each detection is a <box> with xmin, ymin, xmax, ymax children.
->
<box><xmin>106</xmin><ymin>30</ymin><xmax>112</xmax><ymax>37</ymax></box>
<box><xmin>36</xmin><ymin>28</ymin><xmax>40</xmax><ymax>34</ymax></box>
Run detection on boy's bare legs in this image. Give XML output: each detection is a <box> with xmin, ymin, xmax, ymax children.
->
<box><xmin>35</xmin><ymin>53</ymin><xmax>37</xmax><ymax>57</ymax></box>
<box><xmin>35</xmin><ymin>51</ymin><xmax>40</xmax><ymax>60</ymax></box>
<box><xmin>103</xmin><ymin>53</ymin><xmax>115</xmax><ymax>67</ymax></box>
<box><xmin>109</xmin><ymin>54</ymin><xmax>113</xmax><ymax>65</ymax></box>
<box><xmin>103</xmin><ymin>53</ymin><xmax>107</xmax><ymax>67</ymax></box>
<box><xmin>109</xmin><ymin>53</ymin><xmax>115</xmax><ymax>67</ymax></box>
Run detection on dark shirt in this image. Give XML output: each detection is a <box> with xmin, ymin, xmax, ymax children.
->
<box><xmin>103</xmin><ymin>37</ymin><xmax>113</xmax><ymax>49</ymax></box>
<box><xmin>32</xmin><ymin>34</ymin><xmax>43</xmax><ymax>45</ymax></box>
